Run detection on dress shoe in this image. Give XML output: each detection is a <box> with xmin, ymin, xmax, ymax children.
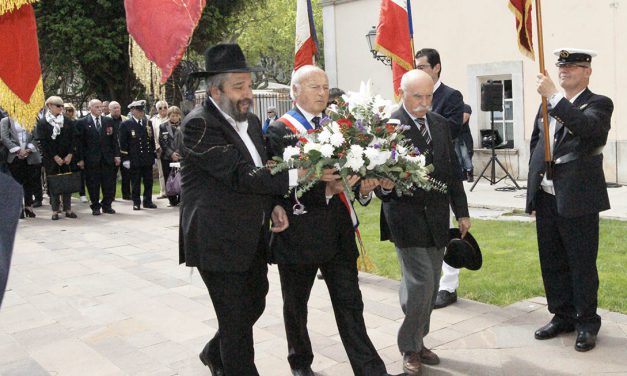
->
<box><xmin>32</xmin><ymin>200</ymin><xmax>42</xmax><ymax>208</ymax></box>
<box><xmin>575</xmin><ymin>330</ymin><xmax>596</xmax><ymax>352</ymax></box>
<box><xmin>51</xmin><ymin>213</ymin><xmax>60</xmax><ymax>220</ymax></box>
<box><xmin>534</xmin><ymin>321</ymin><xmax>574</xmax><ymax>340</ymax></box>
<box><xmin>199</xmin><ymin>352</ymin><xmax>225</xmax><ymax>376</ymax></box>
<box><xmin>65</xmin><ymin>211</ymin><xmax>77</xmax><ymax>218</ymax></box>
<box><xmin>466</xmin><ymin>169</ymin><xmax>474</xmax><ymax>183</ymax></box>
<box><xmin>291</xmin><ymin>366</ymin><xmax>315</xmax><ymax>376</ymax></box>
<box><xmin>92</xmin><ymin>208</ymin><xmax>101</xmax><ymax>216</ymax></box>
<box><xmin>24</xmin><ymin>208</ymin><xmax>36</xmax><ymax>218</ymax></box>
<box><xmin>403</xmin><ymin>352</ymin><xmax>422</xmax><ymax>375</ymax></box>
<box><xmin>419</xmin><ymin>347</ymin><xmax>440</xmax><ymax>365</ymax></box>
<box><xmin>102</xmin><ymin>207</ymin><xmax>116</xmax><ymax>214</ymax></box>
<box><xmin>143</xmin><ymin>202</ymin><xmax>157</xmax><ymax>209</ymax></box>
<box><xmin>434</xmin><ymin>290</ymin><xmax>457</xmax><ymax>309</ymax></box>
<box><xmin>133</xmin><ymin>205</ymin><xmax>141</xmax><ymax>211</ymax></box>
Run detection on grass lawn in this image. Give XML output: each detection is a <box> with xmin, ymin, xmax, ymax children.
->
<box><xmin>355</xmin><ymin>198</ymin><xmax>627</xmax><ymax>314</ymax></box>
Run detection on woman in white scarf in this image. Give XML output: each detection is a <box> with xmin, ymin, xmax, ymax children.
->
<box><xmin>36</xmin><ymin>96</ymin><xmax>79</xmax><ymax>220</ymax></box>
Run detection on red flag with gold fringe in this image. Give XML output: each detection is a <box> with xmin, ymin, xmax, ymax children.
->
<box><xmin>124</xmin><ymin>0</ymin><xmax>206</xmax><ymax>84</ymax></box>
<box><xmin>0</xmin><ymin>0</ymin><xmax>44</xmax><ymax>131</ymax></box>
<box><xmin>508</xmin><ymin>0</ymin><xmax>535</xmax><ymax>60</ymax></box>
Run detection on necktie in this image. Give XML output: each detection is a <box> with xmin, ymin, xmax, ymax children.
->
<box><xmin>96</xmin><ymin>117</ymin><xmax>101</xmax><ymax>132</ymax></box>
<box><xmin>416</xmin><ymin>117</ymin><xmax>431</xmax><ymax>145</ymax></box>
<box><xmin>312</xmin><ymin>116</ymin><xmax>321</xmax><ymax>129</ymax></box>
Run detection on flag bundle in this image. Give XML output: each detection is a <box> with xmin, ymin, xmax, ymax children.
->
<box><xmin>294</xmin><ymin>0</ymin><xmax>318</xmax><ymax>71</ymax></box>
<box><xmin>374</xmin><ymin>0</ymin><xmax>414</xmax><ymax>99</ymax></box>
<box><xmin>124</xmin><ymin>0</ymin><xmax>206</xmax><ymax>84</ymax></box>
<box><xmin>0</xmin><ymin>0</ymin><xmax>44</xmax><ymax>131</ymax></box>
<box><xmin>508</xmin><ymin>0</ymin><xmax>535</xmax><ymax>60</ymax></box>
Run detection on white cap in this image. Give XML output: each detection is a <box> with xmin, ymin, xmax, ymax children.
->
<box><xmin>128</xmin><ymin>100</ymin><xmax>146</xmax><ymax>109</ymax></box>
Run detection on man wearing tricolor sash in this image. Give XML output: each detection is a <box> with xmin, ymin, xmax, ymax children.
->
<box><xmin>266</xmin><ymin>66</ymin><xmax>395</xmax><ymax>376</ymax></box>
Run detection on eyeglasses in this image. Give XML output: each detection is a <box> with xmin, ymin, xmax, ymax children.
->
<box><xmin>158</xmin><ymin>107</ymin><xmax>167</xmax><ymax>110</ymax></box>
<box><xmin>267</xmin><ymin>111</ymin><xmax>275</xmax><ymax>114</ymax></box>
<box><xmin>52</xmin><ymin>104</ymin><xmax>64</xmax><ymax>108</ymax></box>
<box><xmin>65</xmin><ymin>109</ymin><xmax>74</xmax><ymax>112</ymax></box>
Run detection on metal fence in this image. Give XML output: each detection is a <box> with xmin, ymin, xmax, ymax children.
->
<box><xmin>194</xmin><ymin>89</ymin><xmax>293</xmax><ymax>120</ymax></box>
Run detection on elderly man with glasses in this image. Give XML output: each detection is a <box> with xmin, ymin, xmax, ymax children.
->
<box><xmin>151</xmin><ymin>100</ymin><xmax>169</xmax><ymax>199</ymax></box>
<box><xmin>262</xmin><ymin>106</ymin><xmax>278</xmax><ymax>134</ymax></box>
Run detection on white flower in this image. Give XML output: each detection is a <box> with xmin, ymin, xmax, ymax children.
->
<box><xmin>396</xmin><ymin>144</ymin><xmax>407</xmax><ymax>155</ymax></box>
<box><xmin>317</xmin><ymin>129</ymin><xmax>332</xmax><ymax>143</ymax></box>
<box><xmin>330</xmin><ymin>121</ymin><xmax>341</xmax><ymax>134</ymax></box>
<box><xmin>345</xmin><ymin>154</ymin><xmax>365</xmax><ymax>172</ymax></box>
<box><xmin>329</xmin><ymin>132</ymin><xmax>345</xmax><ymax>147</ymax></box>
<box><xmin>364</xmin><ymin>147</ymin><xmax>391</xmax><ymax>169</ymax></box>
<box><xmin>320</xmin><ymin>144</ymin><xmax>334</xmax><ymax>158</ymax></box>
<box><xmin>282</xmin><ymin>145</ymin><xmax>300</xmax><ymax>161</ymax></box>
<box><xmin>303</xmin><ymin>142</ymin><xmax>321</xmax><ymax>154</ymax></box>
<box><xmin>404</xmin><ymin>154</ymin><xmax>426</xmax><ymax>165</ymax></box>
<box><xmin>349</xmin><ymin>144</ymin><xmax>364</xmax><ymax>156</ymax></box>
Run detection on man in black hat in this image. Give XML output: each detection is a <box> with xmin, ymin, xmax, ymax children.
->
<box><xmin>528</xmin><ymin>48</ymin><xmax>613</xmax><ymax>352</ymax></box>
<box><xmin>119</xmin><ymin>100</ymin><xmax>157</xmax><ymax>210</ymax></box>
<box><xmin>179</xmin><ymin>43</ymin><xmax>301</xmax><ymax>375</ymax></box>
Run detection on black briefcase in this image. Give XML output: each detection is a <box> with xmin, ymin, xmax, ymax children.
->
<box><xmin>47</xmin><ymin>170</ymin><xmax>82</xmax><ymax>195</ymax></box>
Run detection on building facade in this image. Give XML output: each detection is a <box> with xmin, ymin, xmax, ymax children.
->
<box><xmin>322</xmin><ymin>0</ymin><xmax>626</xmax><ymax>183</ymax></box>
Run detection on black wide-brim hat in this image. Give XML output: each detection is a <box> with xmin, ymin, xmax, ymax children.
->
<box><xmin>444</xmin><ymin>228</ymin><xmax>482</xmax><ymax>271</ymax></box>
<box><xmin>190</xmin><ymin>43</ymin><xmax>263</xmax><ymax>78</ymax></box>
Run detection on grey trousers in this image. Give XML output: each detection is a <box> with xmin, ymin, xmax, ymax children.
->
<box><xmin>50</xmin><ymin>193</ymin><xmax>72</xmax><ymax>212</ymax></box>
<box><xmin>395</xmin><ymin>245</ymin><xmax>444</xmax><ymax>353</ymax></box>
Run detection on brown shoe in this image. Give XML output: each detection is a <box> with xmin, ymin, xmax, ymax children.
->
<box><xmin>419</xmin><ymin>347</ymin><xmax>440</xmax><ymax>365</ymax></box>
<box><xmin>402</xmin><ymin>351</ymin><xmax>422</xmax><ymax>375</ymax></box>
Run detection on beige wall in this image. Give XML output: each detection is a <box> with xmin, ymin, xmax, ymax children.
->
<box><xmin>323</xmin><ymin>0</ymin><xmax>626</xmax><ymax>182</ymax></box>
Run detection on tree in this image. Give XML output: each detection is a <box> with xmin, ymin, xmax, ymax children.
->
<box><xmin>34</xmin><ymin>0</ymin><xmax>249</xmax><ymax>109</ymax></box>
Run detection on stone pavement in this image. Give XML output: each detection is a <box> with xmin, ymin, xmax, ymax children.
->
<box><xmin>1</xmin><ymin>180</ymin><xmax>626</xmax><ymax>376</ymax></box>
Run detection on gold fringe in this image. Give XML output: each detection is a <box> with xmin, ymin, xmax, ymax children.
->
<box><xmin>129</xmin><ymin>36</ymin><xmax>165</xmax><ymax>101</ymax></box>
<box><xmin>0</xmin><ymin>77</ymin><xmax>43</xmax><ymax>132</ymax></box>
<box><xmin>0</xmin><ymin>0</ymin><xmax>38</xmax><ymax>16</ymax></box>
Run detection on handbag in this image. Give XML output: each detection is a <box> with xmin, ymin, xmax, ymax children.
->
<box><xmin>165</xmin><ymin>167</ymin><xmax>181</xmax><ymax>196</ymax></box>
<box><xmin>47</xmin><ymin>165</ymin><xmax>82</xmax><ymax>195</ymax></box>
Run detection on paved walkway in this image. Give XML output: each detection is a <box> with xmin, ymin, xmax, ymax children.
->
<box><xmin>1</xmin><ymin>180</ymin><xmax>626</xmax><ymax>375</ymax></box>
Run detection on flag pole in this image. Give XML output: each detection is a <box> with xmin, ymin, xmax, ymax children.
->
<box><xmin>407</xmin><ymin>0</ymin><xmax>416</xmax><ymax>68</ymax></box>
<box><xmin>534</xmin><ymin>0</ymin><xmax>553</xmax><ymax>179</ymax></box>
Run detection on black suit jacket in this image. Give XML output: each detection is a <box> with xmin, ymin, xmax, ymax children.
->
<box><xmin>0</xmin><ymin>173</ymin><xmax>22</xmax><ymax>307</ymax></box>
<box><xmin>431</xmin><ymin>83</ymin><xmax>464</xmax><ymax>141</ymax></box>
<box><xmin>178</xmin><ymin>99</ymin><xmax>290</xmax><ymax>272</ymax></box>
<box><xmin>76</xmin><ymin>115</ymin><xmax>119</xmax><ymax>168</ymax></box>
<box><xmin>36</xmin><ymin>116</ymin><xmax>78</xmax><ymax>175</ymax></box>
<box><xmin>526</xmin><ymin>88</ymin><xmax>612</xmax><ymax>217</ymax></box>
<box><xmin>378</xmin><ymin>108</ymin><xmax>469</xmax><ymax>249</ymax></box>
<box><xmin>119</xmin><ymin>117</ymin><xmax>156</xmax><ymax>167</ymax></box>
<box><xmin>265</xmin><ymin>108</ymin><xmax>358</xmax><ymax>264</ymax></box>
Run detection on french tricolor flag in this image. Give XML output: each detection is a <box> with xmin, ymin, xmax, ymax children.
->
<box><xmin>294</xmin><ymin>0</ymin><xmax>318</xmax><ymax>71</ymax></box>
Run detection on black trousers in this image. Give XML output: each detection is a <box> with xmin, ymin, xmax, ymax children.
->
<box><xmin>85</xmin><ymin>163</ymin><xmax>116</xmax><ymax>210</ymax></box>
<box><xmin>535</xmin><ymin>190</ymin><xmax>601</xmax><ymax>333</ymax></box>
<box><xmin>120</xmin><ymin>164</ymin><xmax>131</xmax><ymax>198</ymax></box>
<box><xmin>129</xmin><ymin>165</ymin><xmax>153</xmax><ymax>206</ymax></box>
<box><xmin>8</xmin><ymin>159</ymin><xmax>40</xmax><ymax>207</ymax></box>
<box><xmin>278</xmin><ymin>254</ymin><xmax>386</xmax><ymax>376</ymax></box>
<box><xmin>197</xmin><ymin>244</ymin><xmax>269</xmax><ymax>376</ymax></box>
<box><xmin>160</xmin><ymin>159</ymin><xmax>179</xmax><ymax>206</ymax></box>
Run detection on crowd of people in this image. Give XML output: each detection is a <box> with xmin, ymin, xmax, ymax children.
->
<box><xmin>0</xmin><ymin>98</ymin><xmax>183</xmax><ymax>219</ymax></box>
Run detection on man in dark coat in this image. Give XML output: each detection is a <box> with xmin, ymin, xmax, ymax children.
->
<box><xmin>179</xmin><ymin>44</ymin><xmax>298</xmax><ymax>376</ymax></box>
<box><xmin>108</xmin><ymin>101</ymin><xmax>129</xmax><ymax>200</ymax></box>
<box><xmin>527</xmin><ymin>48</ymin><xmax>613</xmax><ymax>352</ymax></box>
<box><xmin>415</xmin><ymin>48</ymin><xmax>467</xmax><ymax>309</ymax></box>
<box><xmin>376</xmin><ymin>69</ymin><xmax>470</xmax><ymax>376</ymax></box>
<box><xmin>77</xmin><ymin>99</ymin><xmax>120</xmax><ymax>215</ymax></box>
<box><xmin>266</xmin><ymin>65</ymin><xmax>394</xmax><ymax>376</ymax></box>
<box><xmin>119</xmin><ymin>100</ymin><xmax>157</xmax><ymax>210</ymax></box>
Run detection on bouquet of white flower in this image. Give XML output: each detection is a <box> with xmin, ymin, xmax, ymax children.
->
<box><xmin>269</xmin><ymin>81</ymin><xmax>446</xmax><ymax>198</ymax></box>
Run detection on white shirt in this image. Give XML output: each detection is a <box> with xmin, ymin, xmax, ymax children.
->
<box><xmin>433</xmin><ymin>79</ymin><xmax>442</xmax><ymax>93</ymax></box>
<box><xmin>91</xmin><ymin>114</ymin><xmax>102</xmax><ymax>128</ymax></box>
<box><xmin>296</xmin><ymin>104</ymin><xmax>322</xmax><ymax>129</ymax></box>
<box><xmin>403</xmin><ymin>103</ymin><xmax>432</xmax><ymax>140</ymax></box>
<box><xmin>541</xmin><ymin>88</ymin><xmax>585</xmax><ymax>189</ymax></box>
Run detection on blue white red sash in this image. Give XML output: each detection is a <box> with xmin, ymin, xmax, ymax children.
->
<box><xmin>280</xmin><ymin>110</ymin><xmax>359</xmax><ymax>230</ymax></box>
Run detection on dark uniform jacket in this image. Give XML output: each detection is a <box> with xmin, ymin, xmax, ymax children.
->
<box><xmin>36</xmin><ymin>116</ymin><xmax>78</xmax><ymax>175</ymax></box>
<box><xmin>76</xmin><ymin>115</ymin><xmax>119</xmax><ymax>168</ymax></box>
<box><xmin>119</xmin><ymin>116</ymin><xmax>156</xmax><ymax>167</ymax></box>
<box><xmin>265</xmin><ymin>107</ymin><xmax>359</xmax><ymax>264</ymax></box>
<box><xmin>378</xmin><ymin>108</ymin><xmax>469</xmax><ymax>249</ymax></box>
<box><xmin>432</xmin><ymin>82</ymin><xmax>464</xmax><ymax>140</ymax></box>
<box><xmin>178</xmin><ymin>99</ymin><xmax>289</xmax><ymax>272</ymax></box>
<box><xmin>526</xmin><ymin>88</ymin><xmax>613</xmax><ymax>218</ymax></box>
<box><xmin>158</xmin><ymin>121</ymin><xmax>182</xmax><ymax>161</ymax></box>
